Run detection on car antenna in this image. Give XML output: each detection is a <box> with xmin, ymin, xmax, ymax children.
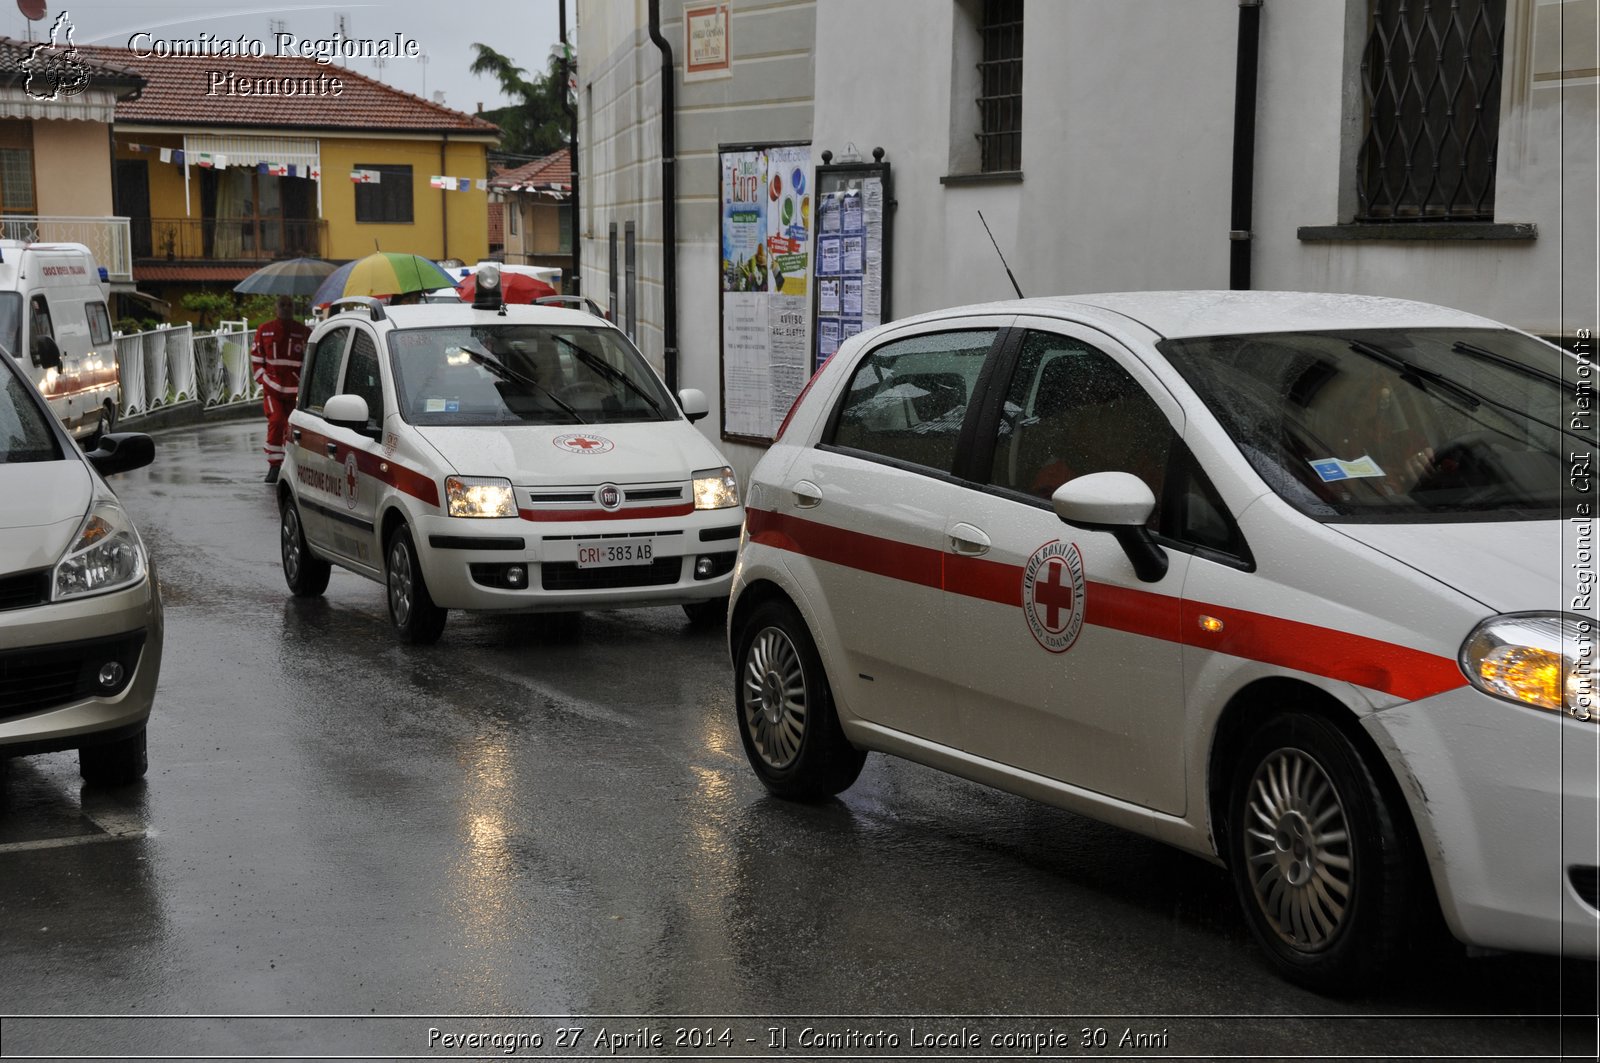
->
<box><xmin>978</xmin><ymin>210</ymin><xmax>1024</xmax><ymax>299</ymax></box>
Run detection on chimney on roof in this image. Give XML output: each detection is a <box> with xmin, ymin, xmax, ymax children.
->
<box><xmin>476</xmin><ymin>102</ymin><xmax>483</xmax><ymax>114</ymax></box>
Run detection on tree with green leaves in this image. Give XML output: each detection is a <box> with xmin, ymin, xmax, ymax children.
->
<box><xmin>470</xmin><ymin>44</ymin><xmax>570</xmax><ymax>159</ymax></box>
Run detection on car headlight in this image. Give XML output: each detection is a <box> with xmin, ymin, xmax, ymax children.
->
<box><xmin>1460</xmin><ymin>612</ymin><xmax>1595</xmax><ymax>721</ymax></box>
<box><xmin>692</xmin><ymin>466</ymin><xmax>740</xmax><ymax>510</ymax></box>
<box><xmin>446</xmin><ymin>476</ymin><xmax>517</xmax><ymax>518</ymax></box>
<box><xmin>54</xmin><ymin>498</ymin><xmax>146</xmax><ymax>601</ymax></box>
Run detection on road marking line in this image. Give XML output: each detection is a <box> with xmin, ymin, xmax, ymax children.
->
<box><xmin>0</xmin><ymin>806</ymin><xmax>147</xmax><ymax>854</ymax></box>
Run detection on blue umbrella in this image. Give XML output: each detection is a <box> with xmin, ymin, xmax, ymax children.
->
<box><xmin>234</xmin><ymin>257</ymin><xmax>337</xmax><ymax>296</ymax></box>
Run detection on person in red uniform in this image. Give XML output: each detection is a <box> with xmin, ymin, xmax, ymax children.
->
<box><xmin>252</xmin><ymin>294</ymin><xmax>311</xmax><ymax>483</ymax></box>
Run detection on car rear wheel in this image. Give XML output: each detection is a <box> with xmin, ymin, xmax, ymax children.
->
<box><xmin>280</xmin><ymin>495</ymin><xmax>331</xmax><ymax>597</ymax></box>
<box><xmin>733</xmin><ymin>599</ymin><xmax>865</xmax><ymax>800</ymax></box>
<box><xmin>79</xmin><ymin>726</ymin><xmax>147</xmax><ymax>786</ymax></box>
<box><xmin>1227</xmin><ymin>712</ymin><xmax>1413</xmax><ymax>994</ymax></box>
<box><xmin>386</xmin><ymin>524</ymin><xmax>447</xmax><ymax>644</ymax></box>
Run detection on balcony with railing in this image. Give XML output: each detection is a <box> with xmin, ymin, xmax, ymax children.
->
<box><xmin>135</xmin><ymin>217</ymin><xmax>328</xmax><ymax>263</ymax></box>
<box><xmin>0</xmin><ymin>216</ymin><xmax>134</xmax><ymax>282</ymax></box>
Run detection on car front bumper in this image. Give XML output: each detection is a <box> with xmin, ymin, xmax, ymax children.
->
<box><xmin>0</xmin><ymin>575</ymin><xmax>163</xmax><ymax>755</ymax></box>
<box><xmin>411</xmin><ymin>510</ymin><xmax>744</xmax><ymax>612</ymax></box>
<box><xmin>1364</xmin><ymin>686</ymin><xmax>1599</xmax><ymax>958</ymax></box>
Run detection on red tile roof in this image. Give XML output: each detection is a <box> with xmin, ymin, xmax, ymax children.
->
<box><xmin>77</xmin><ymin>45</ymin><xmax>498</xmax><ymax>135</ymax></box>
<box><xmin>0</xmin><ymin>35</ymin><xmax>143</xmax><ymax>91</ymax></box>
<box><xmin>490</xmin><ymin>148</ymin><xmax>572</xmax><ymax>192</ymax></box>
<box><xmin>135</xmin><ymin>264</ymin><xmax>257</xmax><ymax>283</ymax></box>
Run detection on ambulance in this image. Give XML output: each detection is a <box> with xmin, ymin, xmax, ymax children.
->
<box><xmin>0</xmin><ymin>241</ymin><xmax>120</xmax><ymax>442</ymax></box>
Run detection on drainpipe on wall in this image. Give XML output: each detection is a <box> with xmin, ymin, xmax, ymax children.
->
<box><xmin>647</xmin><ymin>0</ymin><xmax>679</xmax><ymax>392</ymax></box>
<box><xmin>1229</xmin><ymin>0</ymin><xmax>1263</xmax><ymax>290</ymax></box>
<box><xmin>560</xmin><ymin>0</ymin><xmax>579</xmax><ymax>294</ymax></box>
<box><xmin>440</xmin><ymin>133</ymin><xmax>450</xmax><ymax>261</ymax></box>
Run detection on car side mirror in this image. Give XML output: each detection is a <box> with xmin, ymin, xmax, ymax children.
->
<box><xmin>84</xmin><ymin>432</ymin><xmax>155</xmax><ymax>477</ymax></box>
<box><xmin>677</xmin><ymin>387</ymin><xmax>709</xmax><ymax>423</ymax></box>
<box><xmin>324</xmin><ymin>393</ymin><xmax>372</xmax><ymax>434</ymax></box>
<box><xmin>1052</xmin><ymin>471</ymin><xmax>1168</xmax><ymax>583</ymax></box>
<box><xmin>32</xmin><ymin>335</ymin><xmax>61</xmax><ymax>370</ymax></box>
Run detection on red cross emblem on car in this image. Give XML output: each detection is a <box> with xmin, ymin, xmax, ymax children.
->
<box><xmin>553</xmin><ymin>433</ymin><xmax>616</xmax><ymax>455</ymax></box>
<box><xmin>343</xmin><ymin>452</ymin><xmax>359</xmax><ymax>511</ymax></box>
<box><xmin>1022</xmin><ymin>540</ymin><xmax>1086</xmax><ymax>653</ymax></box>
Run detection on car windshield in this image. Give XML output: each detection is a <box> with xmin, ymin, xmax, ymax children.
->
<box><xmin>1159</xmin><ymin>327</ymin><xmax>1591</xmax><ymax>521</ymax></box>
<box><xmin>0</xmin><ymin>359</ymin><xmax>62</xmax><ymax>463</ymax></box>
<box><xmin>388</xmin><ymin>324</ymin><xmax>677</xmax><ymax>426</ymax></box>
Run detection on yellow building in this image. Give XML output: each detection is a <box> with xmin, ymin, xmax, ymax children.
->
<box><xmin>80</xmin><ymin>46</ymin><xmax>498</xmax><ymax>309</ymax></box>
<box><xmin>0</xmin><ymin>37</ymin><xmax>144</xmax><ymax>285</ymax></box>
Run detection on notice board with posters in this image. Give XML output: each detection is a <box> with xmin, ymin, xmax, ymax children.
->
<box><xmin>811</xmin><ymin>155</ymin><xmax>892</xmax><ymax>371</ymax></box>
<box><xmin>718</xmin><ymin>142</ymin><xmax>812</xmax><ymax>444</ymax></box>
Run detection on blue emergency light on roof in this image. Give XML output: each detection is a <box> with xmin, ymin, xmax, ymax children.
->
<box><xmin>98</xmin><ymin>266</ymin><xmax>108</xmax><ymax>282</ymax></box>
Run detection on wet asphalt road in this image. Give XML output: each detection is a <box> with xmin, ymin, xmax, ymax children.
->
<box><xmin>0</xmin><ymin>419</ymin><xmax>1595</xmax><ymax>1061</ymax></box>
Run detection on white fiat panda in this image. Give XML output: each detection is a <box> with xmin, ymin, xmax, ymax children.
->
<box><xmin>278</xmin><ymin>277</ymin><xmax>743</xmax><ymax>643</ymax></box>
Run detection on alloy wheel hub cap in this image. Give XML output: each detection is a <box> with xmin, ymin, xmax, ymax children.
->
<box><xmin>759</xmin><ymin>669</ymin><xmax>785</xmax><ymax>724</ymax></box>
<box><xmin>1273</xmin><ymin>810</ymin><xmax>1316</xmax><ymax>887</ymax></box>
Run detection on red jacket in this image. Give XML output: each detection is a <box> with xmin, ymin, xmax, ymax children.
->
<box><xmin>251</xmin><ymin>318</ymin><xmax>311</xmax><ymax>399</ymax></box>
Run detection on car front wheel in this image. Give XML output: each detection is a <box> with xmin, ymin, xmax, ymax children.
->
<box><xmin>386</xmin><ymin>524</ymin><xmax>447</xmax><ymax>644</ymax></box>
<box><xmin>733</xmin><ymin>599</ymin><xmax>864</xmax><ymax>800</ymax></box>
<box><xmin>79</xmin><ymin>726</ymin><xmax>147</xmax><ymax>786</ymax></box>
<box><xmin>1227</xmin><ymin>712</ymin><xmax>1414</xmax><ymax>994</ymax></box>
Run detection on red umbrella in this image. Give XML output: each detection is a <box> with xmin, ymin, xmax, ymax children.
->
<box><xmin>456</xmin><ymin>272</ymin><xmax>558</xmax><ymax>304</ymax></box>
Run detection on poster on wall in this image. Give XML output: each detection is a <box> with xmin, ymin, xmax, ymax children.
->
<box><xmin>812</xmin><ymin>155</ymin><xmax>892</xmax><ymax>371</ymax></box>
<box><xmin>719</xmin><ymin>142</ymin><xmax>812</xmax><ymax>443</ymax></box>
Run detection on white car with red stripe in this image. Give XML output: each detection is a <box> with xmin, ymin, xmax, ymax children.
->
<box><xmin>728</xmin><ymin>290</ymin><xmax>1595</xmax><ymax>992</ymax></box>
<box><xmin>278</xmin><ymin>288</ymin><xmax>742</xmax><ymax>643</ymax></box>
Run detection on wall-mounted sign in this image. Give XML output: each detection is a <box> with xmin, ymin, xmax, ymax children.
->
<box><xmin>718</xmin><ymin>142</ymin><xmax>812</xmax><ymax>442</ymax></box>
<box><xmin>685</xmin><ymin>3</ymin><xmax>732</xmax><ymax>82</ymax></box>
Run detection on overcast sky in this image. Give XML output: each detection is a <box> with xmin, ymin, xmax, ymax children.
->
<box><xmin>7</xmin><ymin>1</ymin><xmax>567</xmax><ymax>126</ymax></box>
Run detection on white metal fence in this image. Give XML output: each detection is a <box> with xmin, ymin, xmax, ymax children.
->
<box><xmin>114</xmin><ymin>323</ymin><xmax>261</xmax><ymax>419</ymax></box>
<box><xmin>0</xmin><ymin>216</ymin><xmax>134</xmax><ymax>282</ymax></box>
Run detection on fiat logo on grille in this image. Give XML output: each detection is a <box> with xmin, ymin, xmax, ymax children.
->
<box><xmin>596</xmin><ymin>484</ymin><xmax>624</xmax><ymax>510</ymax></box>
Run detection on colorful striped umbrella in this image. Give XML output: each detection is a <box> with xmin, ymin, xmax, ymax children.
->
<box><xmin>312</xmin><ymin>253</ymin><xmax>457</xmax><ymax>306</ymax></box>
<box><xmin>233</xmin><ymin>257</ymin><xmax>337</xmax><ymax>296</ymax></box>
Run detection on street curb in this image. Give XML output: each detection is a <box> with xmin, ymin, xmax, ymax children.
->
<box><xmin>120</xmin><ymin>399</ymin><xmax>262</xmax><ymax>436</ymax></box>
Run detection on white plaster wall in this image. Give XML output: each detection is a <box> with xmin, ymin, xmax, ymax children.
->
<box><xmin>578</xmin><ymin>0</ymin><xmax>816</xmax><ymax>485</ymax></box>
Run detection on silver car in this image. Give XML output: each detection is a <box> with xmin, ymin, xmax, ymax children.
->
<box><xmin>0</xmin><ymin>348</ymin><xmax>161</xmax><ymax>784</ymax></box>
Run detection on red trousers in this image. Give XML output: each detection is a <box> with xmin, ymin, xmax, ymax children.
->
<box><xmin>263</xmin><ymin>391</ymin><xmax>295</xmax><ymax>467</ymax></box>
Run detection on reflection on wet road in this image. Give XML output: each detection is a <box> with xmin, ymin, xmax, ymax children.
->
<box><xmin>0</xmin><ymin>420</ymin><xmax>1592</xmax><ymax>1059</ymax></box>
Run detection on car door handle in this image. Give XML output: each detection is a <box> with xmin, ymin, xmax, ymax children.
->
<box><xmin>792</xmin><ymin>480</ymin><xmax>822</xmax><ymax>508</ymax></box>
<box><xmin>325</xmin><ymin>442</ymin><xmax>338</xmax><ymax>457</ymax></box>
<box><xmin>949</xmin><ymin>523</ymin><xmax>991</xmax><ymax>556</ymax></box>
<box><xmin>291</xmin><ymin>428</ymin><xmax>302</xmax><ymax>442</ymax></box>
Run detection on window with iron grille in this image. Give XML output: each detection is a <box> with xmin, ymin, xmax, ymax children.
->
<box><xmin>1356</xmin><ymin>0</ymin><xmax>1505</xmax><ymax>221</ymax></box>
<box><xmin>0</xmin><ymin>148</ymin><xmax>35</xmax><ymax>214</ymax></box>
<box><xmin>978</xmin><ymin>0</ymin><xmax>1023</xmax><ymax>173</ymax></box>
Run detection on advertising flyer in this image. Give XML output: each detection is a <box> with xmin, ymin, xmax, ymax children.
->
<box><xmin>718</xmin><ymin>144</ymin><xmax>813</xmax><ymax>441</ymax></box>
<box><xmin>811</xmin><ymin>163</ymin><xmax>888</xmax><ymax>371</ymax></box>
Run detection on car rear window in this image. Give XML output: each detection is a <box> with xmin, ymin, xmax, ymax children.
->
<box><xmin>1160</xmin><ymin>327</ymin><xmax>1590</xmax><ymax>521</ymax></box>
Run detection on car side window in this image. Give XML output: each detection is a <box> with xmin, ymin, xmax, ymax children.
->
<box><xmin>990</xmin><ymin>331</ymin><xmax>1175</xmax><ymax>506</ymax></box>
<box><xmin>27</xmin><ymin>295</ymin><xmax>52</xmax><ymax>365</ymax></box>
<box><xmin>86</xmin><ymin>301</ymin><xmax>112</xmax><ymax>346</ymax></box>
<box><xmin>827</xmin><ymin>329</ymin><xmax>996</xmax><ymax>475</ymax></box>
<box><xmin>341</xmin><ymin>329</ymin><xmax>384</xmax><ymax>429</ymax></box>
<box><xmin>301</xmin><ymin>327</ymin><xmax>348</xmax><ymax>415</ymax></box>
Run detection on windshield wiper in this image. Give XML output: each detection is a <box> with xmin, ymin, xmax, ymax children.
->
<box><xmin>1451</xmin><ymin>340</ymin><xmax>1574</xmax><ymax>392</ymax></box>
<box><xmin>551</xmin><ymin>335</ymin><xmax>666</xmax><ymax>417</ymax></box>
<box><xmin>1348</xmin><ymin>340</ymin><xmax>1482</xmax><ymax>410</ymax></box>
<box><xmin>1352</xmin><ymin>339</ymin><xmax>1584</xmax><ymax>442</ymax></box>
<box><xmin>460</xmin><ymin>342</ymin><xmax>586</xmax><ymax>424</ymax></box>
